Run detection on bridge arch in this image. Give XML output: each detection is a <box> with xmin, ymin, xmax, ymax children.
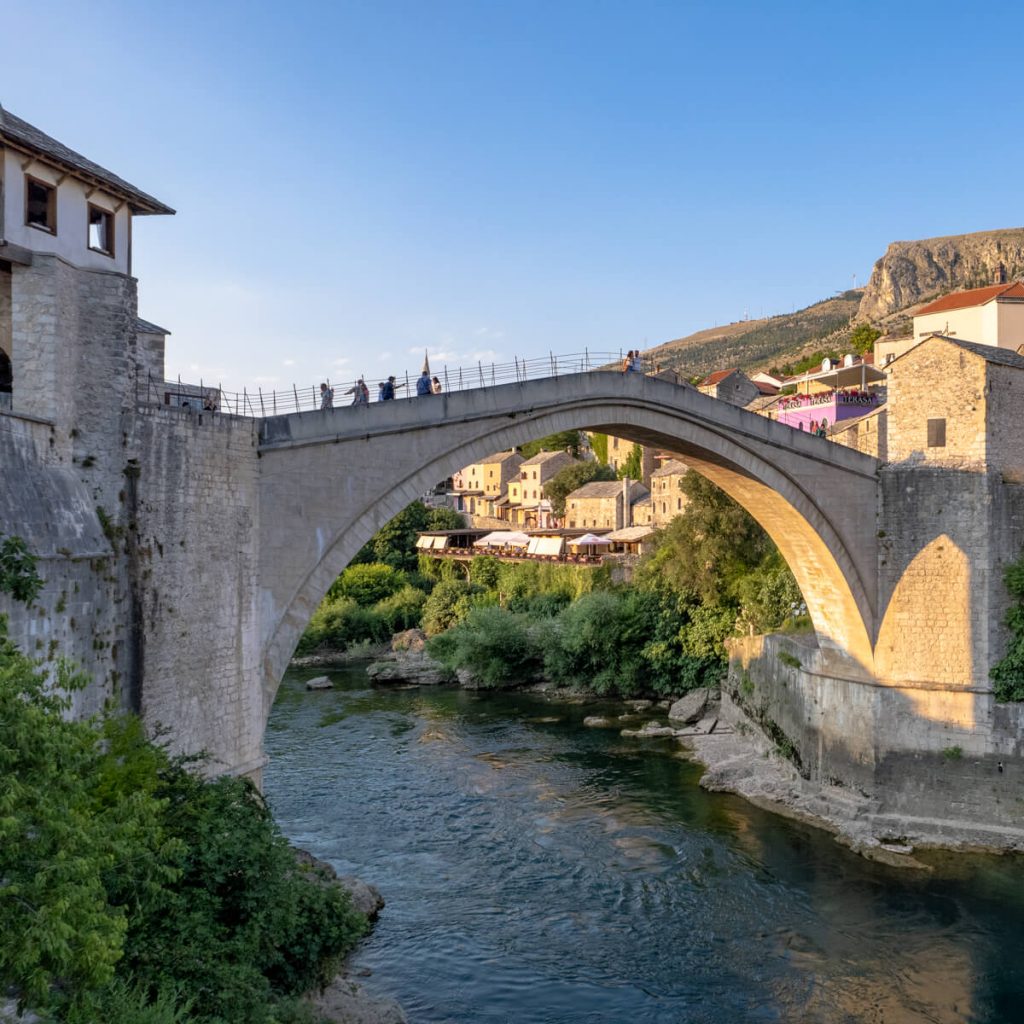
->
<box><xmin>257</xmin><ymin>373</ymin><xmax>880</xmax><ymax>723</ymax></box>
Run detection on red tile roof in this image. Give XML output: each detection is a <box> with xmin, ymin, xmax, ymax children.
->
<box><xmin>915</xmin><ymin>281</ymin><xmax>1024</xmax><ymax>316</ymax></box>
<box><xmin>754</xmin><ymin>380</ymin><xmax>779</xmax><ymax>395</ymax></box>
<box><xmin>700</xmin><ymin>367</ymin><xmax>740</xmax><ymax>386</ymax></box>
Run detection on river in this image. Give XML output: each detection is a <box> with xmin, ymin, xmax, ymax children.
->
<box><xmin>264</xmin><ymin>665</ymin><xmax>1024</xmax><ymax>1023</ymax></box>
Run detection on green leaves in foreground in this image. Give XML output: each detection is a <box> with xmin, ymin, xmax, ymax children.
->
<box><xmin>992</xmin><ymin>556</ymin><xmax>1024</xmax><ymax>702</ymax></box>
<box><xmin>0</xmin><ymin>621</ymin><xmax>366</xmax><ymax>1022</ymax></box>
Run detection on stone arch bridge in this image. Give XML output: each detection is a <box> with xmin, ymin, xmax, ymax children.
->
<box><xmin>256</xmin><ymin>371</ymin><xmax>880</xmax><ymax>719</ymax></box>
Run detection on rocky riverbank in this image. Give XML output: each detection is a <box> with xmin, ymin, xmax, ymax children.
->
<box><xmin>294</xmin><ymin>849</ymin><xmax>408</xmax><ymax>1024</ymax></box>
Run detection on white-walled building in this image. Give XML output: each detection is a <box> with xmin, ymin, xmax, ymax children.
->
<box><xmin>0</xmin><ymin>104</ymin><xmax>174</xmax><ymax>417</ymax></box>
<box><xmin>912</xmin><ymin>281</ymin><xmax>1024</xmax><ymax>351</ymax></box>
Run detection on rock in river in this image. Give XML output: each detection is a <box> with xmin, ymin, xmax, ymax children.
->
<box><xmin>667</xmin><ymin>688</ymin><xmax>717</xmax><ymax>724</ymax></box>
<box><xmin>306</xmin><ymin>675</ymin><xmax>333</xmax><ymax>690</ymax></box>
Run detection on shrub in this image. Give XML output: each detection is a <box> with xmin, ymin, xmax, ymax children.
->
<box><xmin>421</xmin><ymin>579</ymin><xmax>475</xmax><ymax>636</ymax></box>
<box><xmin>429</xmin><ymin>606</ymin><xmax>542</xmax><ymax>688</ymax></box>
<box><xmin>296</xmin><ymin>597</ymin><xmax>388</xmax><ymax>654</ymax></box>
<box><xmin>328</xmin><ymin>563</ymin><xmax>406</xmax><ymax>606</ymax></box>
<box><xmin>992</xmin><ymin>555</ymin><xmax>1024</xmax><ymax>701</ymax></box>
<box><xmin>469</xmin><ymin>554</ymin><xmax>501</xmax><ymax>590</ymax></box>
<box><xmin>373</xmin><ymin>584</ymin><xmax>427</xmax><ymax>633</ymax></box>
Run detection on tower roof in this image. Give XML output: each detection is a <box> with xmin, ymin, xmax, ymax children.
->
<box><xmin>0</xmin><ymin>104</ymin><xmax>174</xmax><ymax>215</ymax></box>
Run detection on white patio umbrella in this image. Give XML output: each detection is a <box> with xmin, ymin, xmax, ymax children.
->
<box><xmin>569</xmin><ymin>532</ymin><xmax>612</xmax><ymax>547</ymax></box>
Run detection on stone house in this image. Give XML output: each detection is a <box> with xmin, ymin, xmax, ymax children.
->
<box><xmin>697</xmin><ymin>368</ymin><xmax>760</xmax><ymax>407</ymax></box>
<box><xmin>648</xmin><ymin>458</ymin><xmax>690</xmax><ymax>526</ymax></box>
<box><xmin>912</xmin><ymin>281</ymin><xmax>1024</xmax><ymax>352</ymax></box>
<box><xmin>565</xmin><ymin>479</ymin><xmax>650</xmax><ymax>530</ymax></box>
<box><xmin>506</xmin><ymin>449</ymin><xmax>574</xmax><ymax>527</ymax></box>
<box><xmin>450</xmin><ymin>450</ymin><xmax>523</xmax><ymax>519</ymax></box>
<box><xmin>592</xmin><ymin>432</ymin><xmax>656</xmax><ymax>484</ymax></box>
<box><xmin>0</xmin><ymin>104</ymin><xmax>174</xmax><ymax>418</ymax></box>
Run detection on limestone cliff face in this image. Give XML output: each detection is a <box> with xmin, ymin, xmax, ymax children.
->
<box><xmin>858</xmin><ymin>227</ymin><xmax>1024</xmax><ymax>321</ymax></box>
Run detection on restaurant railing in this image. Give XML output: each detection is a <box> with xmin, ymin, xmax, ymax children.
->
<box><xmin>138</xmin><ymin>350</ymin><xmax>656</xmax><ymax>418</ymax></box>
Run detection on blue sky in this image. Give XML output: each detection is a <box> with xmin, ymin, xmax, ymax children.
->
<box><xmin>2</xmin><ymin>1</ymin><xmax>1017</xmax><ymax>391</ymax></box>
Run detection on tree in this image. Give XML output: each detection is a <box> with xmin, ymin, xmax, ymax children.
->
<box><xmin>617</xmin><ymin>443</ymin><xmax>643</xmax><ymax>481</ymax></box>
<box><xmin>634</xmin><ymin>472</ymin><xmax>774</xmax><ymax>605</ymax></box>
<box><xmin>352</xmin><ymin>502</ymin><xmax>464</xmax><ymax>571</ymax></box>
<box><xmin>849</xmin><ymin>322</ymin><xmax>881</xmax><ymax>356</ymax></box>
<box><xmin>991</xmin><ymin>554</ymin><xmax>1024</xmax><ymax>701</ymax></box>
<box><xmin>518</xmin><ymin>431</ymin><xmax>583</xmax><ymax>459</ymax></box>
<box><xmin>328</xmin><ymin>563</ymin><xmax>407</xmax><ymax>606</ymax></box>
<box><xmin>543</xmin><ymin>461</ymin><xmax>617</xmax><ymax>517</ymax></box>
<box><xmin>589</xmin><ymin>433</ymin><xmax>609</xmax><ymax>465</ymax></box>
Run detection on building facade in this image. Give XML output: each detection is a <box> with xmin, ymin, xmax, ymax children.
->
<box><xmin>565</xmin><ymin>479</ymin><xmax>649</xmax><ymax>530</ymax></box>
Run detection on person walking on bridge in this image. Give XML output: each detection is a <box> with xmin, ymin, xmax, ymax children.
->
<box><xmin>345</xmin><ymin>378</ymin><xmax>369</xmax><ymax>405</ymax></box>
<box><xmin>319</xmin><ymin>382</ymin><xmax>334</xmax><ymax>410</ymax></box>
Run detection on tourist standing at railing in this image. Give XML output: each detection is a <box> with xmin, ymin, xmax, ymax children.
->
<box><xmin>345</xmin><ymin>378</ymin><xmax>369</xmax><ymax>405</ymax></box>
<box><xmin>380</xmin><ymin>376</ymin><xmax>405</xmax><ymax>401</ymax></box>
<box><xmin>431</xmin><ymin>376</ymin><xmax>443</xmax><ymax>394</ymax></box>
<box><xmin>319</xmin><ymin>382</ymin><xmax>334</xmax><ymax>410</ymax></box>
<box><xmin>416</xmin><ymin>369</ymin><xmax>432</xmax><ymax>396</ymax></box>
<box><xmin>622</xmin><ymin>351</ymin><xmax>634</xmax><ymax>373</ymax></box>
<box><xmin>632</xmin><ymin>351</ymin><xmax>643</xmax><ymax>373</ymax></box>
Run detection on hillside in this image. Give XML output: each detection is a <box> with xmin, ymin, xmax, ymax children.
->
<box><xmin>858</xmin><ymin>226</ymin><xmax>1024</xmax><ymax>321</ymax></box>
<box><xmin>645</xmin><ymin>226</ymin><xmax>1024</xmax><ymax>378</ymax></box>
<box><xmin>645</xmin><ymin>291</ymin><xmax>862</xmax><ymax>378</ymax></box>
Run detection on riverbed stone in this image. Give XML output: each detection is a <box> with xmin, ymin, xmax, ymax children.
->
<box><xmin>668</xmin><ymin>688</ymin><xmax>715</xmax><ymax>724</ymax></box>
<box><xmin>584</xmin><ymin>716</ymin><xmax>614</xmax><ymax>727</ymax></box>
<box><xmin>305</xmin><ymin>675</ymin><xmax>333</xmax><ymax>690</ymax></box>
<box><xmin>312</xmin><ymin>975</ymin><xmax>408</xmax><ymax>1024</ymax></box>
<box><xmin>338</xmin><ymin>875</ymin><xmax>386</xmax><ymax>919</ymax></box>
<box><xmin>636</xmin><ymin>721</ymin><xmax>677</xmax><ymax>738</ymax></box>
<box><xmin>630</xmin><ymin>700</ymin><xmax>654</xmax><ymax>711</ymax></box>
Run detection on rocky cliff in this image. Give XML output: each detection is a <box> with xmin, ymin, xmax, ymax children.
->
<box><xmin>858</xmin><ymin>227</ymin><xmax>1024</xmax><ymax>321</ymax></box>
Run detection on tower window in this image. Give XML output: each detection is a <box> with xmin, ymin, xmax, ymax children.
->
<box><xmin>927</xmin><ymin>418</ymin><xmax>946</xmax><ymax>448</ymax></box>
<box><xmin>88</xmin><ymin>204</ymin><xmax>115</xmax><ymax>256</ymax></box>
<box><xmin>25</xmin><ymin>176</ymin><xmax>56</xmax><ymax>233</ymax></box>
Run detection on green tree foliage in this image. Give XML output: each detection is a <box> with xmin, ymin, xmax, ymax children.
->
<box><xmin>0</xmin><ymin>640</ymin><xmax>154</xmax><ymax>1015</ymax></box>
<box><xmin>374</xmin><ymin>584</ymin><xmax>428</xmax><ymax>633</ymax></box>
<box><xmin>296</xmin><ymin>596</ymin><xmax>390</xmax><ymax>655</ymax></box>
<box><xmin>0</xmin><ymin>533</ymin><xmax>43</xmax><ymax>603</ymax></box>
<box><xmin>469</xmin><ymin>554</ymin><xmax>501</xmax><ymax>590</ymax></box>
<box><xmin>849</xmin><ymin>322</ymin><xmax>882</xmax><ymax>355</ymax></box>
<box><xmin>518</xmin><ymin>431</ymin><xmax>583</xmax><ymax>459</ymax></box>
<box><xmin>353</xmin><ymin>501</ymin><xmax>464</xmax><ymax>571</ymax></box>
<box><xmin>0</xmin><ymin>618</ymin><xmax>366</xmax><ymax>1022</ymax></box>
<box><xmin>617</xmin><ymin>443</ymin><xmax>643</xmax><ymax>480</ymax></box>
<box><xmin>328</xmin><ymin>563</ymin><xmax>406</xmax><ymax>606</ymax></box>
<box><xmin>543</xmin><ymin>461</ymin><xmax>617</xmax><ymax>516</ymax></box>
<box><xmin>428</xmin><ymin>606</ymin><xmax>543</xmax><ymax>688</ymax></box>
<box><xmin>770</xmin><ymin>350</ymin><xmax>841</xmax><ymax>378</ymax></box>
<box><xmin>634</xmin><ymin>472</ymin><xmax>776</xmax><ymax>606</ymax></box>
<box><xmin>421</xmin><ymin>578</ymin><xmax>478</xmax><ymax>635</ymax></box>
<box><xmin>991</xmin><ymin>555</ymin><xmax>1024</xmax><ymax>701</ymax></box>
<box><xmin>589</xmin><ymin>433</ymin><xmax>609</xmax><ymax>465</ymax></box>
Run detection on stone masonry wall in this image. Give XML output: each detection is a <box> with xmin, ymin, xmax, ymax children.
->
<box><xmin>125</xmin><ymin>406</ymin><xmax>264</xmax><ymax>778</ymax></box>
<box><xmin>886</xmin><ymin>340</ymin><xmax>988</xmax><ymax>468</ymax></box>
<box><xmin>0</xmin><ymin>265</ymin><xmax>11</xmax><ymax>364</ymax></box>
<box><xmin>0</xmin><ymin>412</ymin><xmax>127</xmax><ymax>718</ymax></box>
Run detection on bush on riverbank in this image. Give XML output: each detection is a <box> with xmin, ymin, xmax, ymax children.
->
<box><xmin>0</xmin><ymin>615</ymin><xmax>367</xmax><ymax>1023</ymax></box>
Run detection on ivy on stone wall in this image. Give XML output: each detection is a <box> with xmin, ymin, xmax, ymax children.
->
<box><xmin>991</xmin><ymin>554</ymin><xmax>1024</xmax><ymax>702</ymax></box>
<box><xmin>0</xmin><ymin>534</ymin><xmax>42</xmax><ymax>604</ymax></box>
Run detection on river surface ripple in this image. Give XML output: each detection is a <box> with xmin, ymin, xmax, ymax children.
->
<box><xmin>264</xmin><ymin>666</ymin><xmax>1024</xmax><ymax>1024</ymax></box>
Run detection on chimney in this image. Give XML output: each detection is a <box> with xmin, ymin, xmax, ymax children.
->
<box><xmin>621</xmin><ymin>477</ymin><xmax>631</xmax><ymax>529</ymax></box>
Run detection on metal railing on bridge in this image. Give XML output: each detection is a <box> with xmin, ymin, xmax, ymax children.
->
<box><xmin>139</xmin><ymin>350</ymin><xmax>665</xmax><ymax>418</ymax></box>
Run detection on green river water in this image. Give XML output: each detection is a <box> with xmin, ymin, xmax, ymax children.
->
<box><xmin>263</xmin><ymin>665</ymin><xmax>1024</xmax><ymax>1023</ymax></box>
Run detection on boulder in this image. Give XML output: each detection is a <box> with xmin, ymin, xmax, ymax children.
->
<box><xmin>667</xmin><ymin>688</ymin><xmax>714</xmax><ymax>724</ymax></box>
<box><xmin>338</xmin><ymin>875</ymin><xmax>386</xmax><ymax>919</ymax></box>
<box><xmin>366</xmin><ymin>657</ymin><xmax>450</xmax><ymax>686</ymax></box>
<box><xmin>637</xmin><ymin>722</ymin><xmax>677</xmax><ymax>738</ymax></box>
<box><xmin>630</xmin><ymin>699</ymin><xmax>654</xmax><ymax>711</ymax></box>
<box><xmin>305</xmin><ymin>675</ymin><xmax>333</xmax><ymax>690</ymax></box>
<box><xmin>313</xmin><ymin>975</ymin><xmax>408</xmax><ymax>1024</ymax></box>
<box><xmin>583</xmin><ymin>716</ymin><xmax>614</xmax><ymax>728</ymax></box>
<box><xmin>391</xmin><ymin>628</ymin><xmax>427</xmax><ymax>653</ymax></box>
